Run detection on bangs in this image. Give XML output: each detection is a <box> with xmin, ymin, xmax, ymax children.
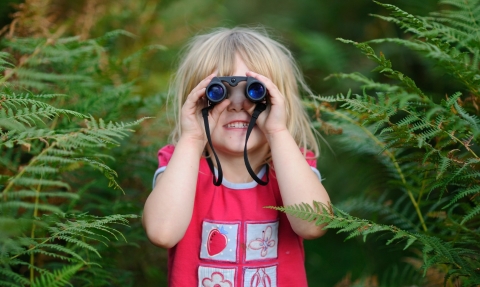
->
<box><xmin>197</xmin><ymin>30</ymin><xmax>280</xmax><ymax>79</ymax></box>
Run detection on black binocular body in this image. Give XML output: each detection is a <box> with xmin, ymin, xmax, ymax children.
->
<box><xmin>205</xmin><ymin>76</ymin><xmax>267</xmax><ymax>104</ymax></box>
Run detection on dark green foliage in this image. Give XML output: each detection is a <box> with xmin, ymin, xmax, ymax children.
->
<box><xmin>278</xmin><ymin>1</ymin><xmax>480</xmax><ymax>286</ymax></box>
<box><xmin>0</xmin><ymin>31</ymin><xmax>145</xmax><ymax>286</ymax></box>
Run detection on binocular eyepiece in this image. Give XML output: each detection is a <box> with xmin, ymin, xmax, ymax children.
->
<box><xmin>205</xmin><ymin>76</ymin><xmax>267</xmax><ymax>104</ymax></box>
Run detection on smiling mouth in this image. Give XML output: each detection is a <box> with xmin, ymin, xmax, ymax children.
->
<box><xmin>226</xmin><ymin>122</ymin><xmax>248</xmax><ymax>128</ymax></box>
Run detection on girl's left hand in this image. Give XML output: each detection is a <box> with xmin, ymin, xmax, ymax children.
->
<box><xmin>245</xmin><ymin>71</ymin><xmax>288</xmax><ymax>136</ymax></box>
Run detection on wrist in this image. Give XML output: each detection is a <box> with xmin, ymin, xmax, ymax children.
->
<box><xmin>265</xmin><ymin>128</ymin><xmax>290</xmax><ymax>145</ymax></box>
<box><xmin>177</xmin><ymin>134</ymin><xmax>206</xmax><ymax>155</ymax></box>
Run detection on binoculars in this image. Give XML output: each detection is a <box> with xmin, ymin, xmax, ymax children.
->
<box><xmin>205</xmin><ymin>76</ymin><xmax>267</xmax><ymax>103</ymax></box>
<box><xmin>202</xmin><ymin>76</ymin><xmax>270</xmax><ymax>186</ymax></box>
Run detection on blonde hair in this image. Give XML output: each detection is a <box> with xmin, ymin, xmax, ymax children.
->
<box><xmin>169</xmin><ymin>26</ymin><xmax>319</xmax><ymax>158</ymax></box>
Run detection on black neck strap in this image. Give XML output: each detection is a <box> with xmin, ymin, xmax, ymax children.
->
<box><xmin>244</xmin><ymin>103</ymin><xmax>269</xmax><ymax>185</ymax></box>
<box><xmin>202</xmin><ymin>106</ymin><xmax>223</xmax><ymax>186</ymax></box>
<box><xmin>201</xmin><ymin>103</ymin><xmax>269</xmax><ymax>186</ymax></box>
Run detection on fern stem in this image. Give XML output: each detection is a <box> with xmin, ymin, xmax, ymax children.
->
<box><xmin>29</xmin><ymin>180</ymin><xmax>42</xmax><ymax>283</ymax></box>
<box><xmin>30</xmin><ymin>184</ymin><xmax>41</xmax><ymax>283</ymax></box>
<box><xmin>2</xmin><ymin>142</ymin><xmax>57</xmax><ymax>199</ymax></box>
<box><xmin>416</xmin><ymin>169</ymin><xmax>428</xmax><ymax>205</ymax></box>
<box><xmin>320</xmin><ymin>106</ymin><xmax>428</xmax><ymax>232</ymax></box>
<box><xmin>29</xmin><ymin>232</ymin><xmax>35</xmax><ymax>282</ymax></box>
<box><xmin>83</xmin><ymin>235</ymin><xmax>91</xmax><ymax>266</ymax></box>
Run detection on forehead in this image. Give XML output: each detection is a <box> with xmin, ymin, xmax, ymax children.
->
<box><xmin>231</xmin><ymin>54</ymin><xmax>249</xmax><ymax>76</ymax></box>
<box><xmin>214</xmin><ymin>53</ymin><xmax>251</xmax><ymax>78</ymax></box>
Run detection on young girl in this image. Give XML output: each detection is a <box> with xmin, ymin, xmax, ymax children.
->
<box><xmin>143</xmin><ymin>27</ymin><xmax>331</xmax><ymax>287</ymax></box>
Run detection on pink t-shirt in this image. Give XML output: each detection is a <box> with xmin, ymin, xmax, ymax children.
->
<box><xmin>155</xmin><ymin>144</ymin><xmax>320</xmax><ymax>287</ymax></box>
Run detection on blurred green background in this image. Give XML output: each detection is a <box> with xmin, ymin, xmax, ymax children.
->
<box><xmin>0</xmin><ymin>0</ymin><xmax>449</xmax><ymax>286</ymax></box>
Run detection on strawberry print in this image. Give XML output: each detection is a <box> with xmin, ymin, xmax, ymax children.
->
<box><xmin>201</xmin><ymin>221</ymin><xmax>238</xmax><ymax>262</ymax></box>
<box><xmin>207</xmin><ymin>226</ymin><xmax>228</xmax><ymax>256</ymax></box>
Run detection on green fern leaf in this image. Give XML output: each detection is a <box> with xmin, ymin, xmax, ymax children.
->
<box><xmin>444</xmin><ymin>186</ymin><xmax>480</xmax><ymax>208</ymax></box>
<box><xmin>31</xmin><ymin>262</ymin><xmax>83</xmax><ymax>287</ymax></box>
<box><xmin>461</xmin><ymin>204</ymin><xmax>480</xmax><ymax>224</ymax></box>
<box><xmin>0</xmin><ymin>267</ymin><xmax>30</xmax><ymax>286</ymax></box>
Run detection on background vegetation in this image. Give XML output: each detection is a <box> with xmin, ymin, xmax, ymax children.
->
<box><xmin>0</xmin><ymin>0</ymin><xmax>478</xmax><ymax>286</ymax></box>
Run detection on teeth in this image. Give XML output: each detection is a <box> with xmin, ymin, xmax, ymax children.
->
<box><xmin>227</xmin><ymin>122</ymin><xmax>248</xmax><ymax>128</ymax></box>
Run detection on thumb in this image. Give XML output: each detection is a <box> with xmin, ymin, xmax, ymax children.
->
<box><xmin>209</xmin><ymin>99</ymin><xmax>230</xmax><ymax>122</ymax></box>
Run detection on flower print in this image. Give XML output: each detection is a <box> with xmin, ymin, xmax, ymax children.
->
<box><xmin>250</xmin><ymin>268</ymin><xmax>272</xmax><ymax>287</ymax></box>
<box><xmin>202</xmin><ymin>272</ymin><xmax>233</xmax><ymax>287</ymax></box>
<box><xmin>248</xmin><ymin>226</ymin><xmax>276</xmax><ymax>257</ymax></box>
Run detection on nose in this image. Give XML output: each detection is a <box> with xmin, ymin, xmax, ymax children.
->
<box><xmin>226</xmin><ymin>85</ymin><xmax>254</xmax><ymax>112</ymax></box>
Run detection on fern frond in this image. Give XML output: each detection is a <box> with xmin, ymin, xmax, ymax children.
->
<box><xmin>0</xmin><ymin>51</ymin><xmax>14</xmax><ymax>72</ymax></box>
<box><xmin>22</xmin><ymin>248</ymin><xmax>78</xmax><ymax>263</ymax></box>
<box><xmin>461</xmin><ymin>204</ymin><xmax>480</xmax><ymax>224</ymax></box>
<box><xmin>0</xmin><ymin>267</ymin><xmax>30</xmax><ymax>286</ymax></box>
<box><xmin>0</xmin><ymin>128</ymin><xmax>56</xmax><ymax>148</ymax></box>
<box><xmin>372</xmin><ymin>1</ymin><xmax>427</xmax><ymax>32</ymax></box>
<box><xmin>16</xmin><ymin>68</ymin><xmax>90</xmax><ymax>85</ymax></box>
<box><xmin>31</xmin><ymin>262</ymin><xmax>83</xmax><ymax>287</ymax></box>
<box><xmin>9</xmin><ymin>177</ymin><xmax>70</xmax><ymax>189</ymax></box>
<box><xmin>337</xmin><ymin>195</ymin><xmax>418</xmax><ymax>231</ymax></box>
<box><xmin>0</xmin><ymin>281</ymin><xmax>22</xmax><ymax>287</ymax></box>
<box><xmin>0</xmin><ymin>201</ymin><xmax>63</xmax><ymax>214</ymax></box>
<box><xmin>54</xmin><ymin>236</ymin><xmax>101</xmax><ymax>257</ymax></box>
<box><xmin>77</xmin><ymin>158</ymin><xmax>121</xmax><ymax>191</ymax></box>
<box><xmin>444</xmin><ymin>186</ymin><xmax>480</xmax><ymax>209</ymax></box>
<box><xmin>453</xmin><ymin>101</ymin><xmax>480</xmax><ymax>129</ymax></box>
<box><xmin>1</xmin><ymin>190</ymin><xmax>78</xmax><ymax>200</ymax></box>
<box><xmin>122</xmin><ymin>44</ymin><xmax>167</xmax><ymax>65</ymax></box>
<box><xmin>92</xmin><ymin>29</ymin><xmax>136</xmax><ymax>44</ymax></box>
<box><xmin>275</xmin><ymin>202</ymin><xmax>479</xmax><ymax>282</ymax></box>
<box><xmin>337</xmin><ymin>38</ymin><xmax>425</xmax><ymax>96</ymax></box>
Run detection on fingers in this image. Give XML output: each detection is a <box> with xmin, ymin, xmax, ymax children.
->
<box><xmin>209</xmin><ymin>99</ymin><xmax>230</xmax><ymax>121</ymax></box>
<box><xmin>245</xmin><ymin>71</ymin><xmax>288</xmax><ymax>133</ymax></box>
<box><xmin>245</xmin><ymin>71</ymin><xmax>284</xmax><ymax>105</ymax></box>
<box><xmin>183</xmin><ymin>73</ymin><xmax>216</xmax><ymax>111</ymax></box>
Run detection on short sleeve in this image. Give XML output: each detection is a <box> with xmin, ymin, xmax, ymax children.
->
<box><xmin>303</xmin><ymin>149</ymin><xmax>322</xmax><ymax>181</ymax></box>
<box><xmin>304</xmin><ymin>150</ymin><xmax>317</xmax><ymax>168</ymax></box>
<box><xmin>152</xmin><ymin>144</ymin><xmax>175</xmax><ymax>188</ymax></box>
<box><xmin>158</xmin><ymin>144</ymin><xmax>175</xmax><ymax>168</ymax></box>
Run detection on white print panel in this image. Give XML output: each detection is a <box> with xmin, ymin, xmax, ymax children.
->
<box><xmin>198</xmin><ymin>266</ymin><xmax>236</xmax><ymax>287</ymax></box>
<box><xmin>245</xmin><ymin>221</ymin><xmax>279</xmax><ymax>261</ymax></box>
<box><xmin>243</xmin><ymin>265</ymin><xmax>277</xmax><ymax>287</ymax></box>
<box><xmin>200</xmin><ymin>221</ymin><xmax>239</xmax><ymax>262</ymax></box>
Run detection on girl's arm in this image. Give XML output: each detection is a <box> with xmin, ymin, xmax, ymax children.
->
<box><xmin>246</xmin><ymin>70</ymin><xmax>330</xmax><ymax>239</ymax></box>
<box><xmin>142</xmin><ymin>137</ymin><xmax>204</xmax><ymax>248</ymax></box>
<box><xmin>267</xmin><ymin>130</ymin><xmax>330</xmax><ymax>239</ymax></box>
<box><xmin>142</xmin><ymin>73</ymin><xmax>230</xmax><ymax>248</ymax></box>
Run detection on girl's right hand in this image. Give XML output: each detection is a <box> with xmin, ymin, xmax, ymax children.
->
<box><xmin>180</xmin><ymin>73</ymin><xmax>230</xmax><ymax>147</ymax></box>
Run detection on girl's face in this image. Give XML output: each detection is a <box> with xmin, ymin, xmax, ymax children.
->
<box><xmin>210</xmin><ymin>54</ymin><xmax>269</xmax><ymax>159</ymax></box>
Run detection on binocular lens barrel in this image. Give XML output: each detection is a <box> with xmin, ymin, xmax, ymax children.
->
<box><xmin>247</xmin><ymin>82</ymin><xmax>265</xmax><ymax>101</ymax></box>
<box><xmin>205</xmin><ymin>77</ymin><xmax>266</xmax><ymax>103</ymax></box>
<box><xmin>206</xmin><ymin>84</ymin><xmax>225</xmax><ymax>103</ymax></box>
